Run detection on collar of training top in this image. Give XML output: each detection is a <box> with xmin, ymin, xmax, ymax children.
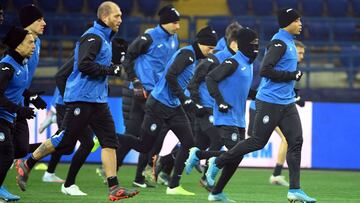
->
<box><xmin>192</xmin><ymin>43</ymin><xmax>205</xmax><ymax>60</ymax></box>
<box><xmin>278</xmin><ymin>28</ymin><xmax>295</xmax><ymax>40</ymax></box>
<box><xmin>8</xmin><ymin>49</ymin><xmax>26</xmax><ymax>65</ymax></box>
<box><xmin>95</xmin><ymin>19</ymin><xmax>115</xmax><ymax>40</ymax></box>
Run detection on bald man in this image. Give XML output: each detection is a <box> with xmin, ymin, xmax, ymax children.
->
<box><xmin>15</xmin><ymin>1</ymin><xmax>139</xmax><ymax>201</ymax></box>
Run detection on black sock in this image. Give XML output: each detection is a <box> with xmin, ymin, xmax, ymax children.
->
<box><xmin>26</xmin><ymin>155</ymin><xmax>38</xmax><ymax>170</ymax></box>
<box><xmin>134</xmin><ymin>153</ymin><xmax>147</xmax><ymax>183</ymax></box>
<box><xmin>212</xmin><ymin>158</ymin><xmax>242</xmax><ymax>194</ymax></box>
<box><xmin>168</xmin><ymin>147</ymin><xmax>187</xmax><ymax>189</ymax></box>
<box><xmin>47</xmin><ymin>153</ymin><xmax>62</xmax><ymax>173</ymax></box>
<box><xmin>107</xmin><ymin>176</ymin><xmax>119</xmax><ymax>188</ymax></box>
<box><xmin>273</xmin><ymin>164</ymin><xmax>283</xmax><ymax>176</ymax></box>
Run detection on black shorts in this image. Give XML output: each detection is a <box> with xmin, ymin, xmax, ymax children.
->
<box><xmin>53</xmin><ymin>102</ymin><xmax>118</xmax><ymax>150</ymax></box>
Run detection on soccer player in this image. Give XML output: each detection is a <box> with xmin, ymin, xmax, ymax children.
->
<box><xmin>118</xmin><ymin>26</ymin><xmax>217</xmax><ymax>195</ymax></box>
<box><xmin>213</xmin><ymin>21</ymin><xmax>242</xmax><ymax>53</ymax></box>
<box><xmin>206</xmin><ymin>8</ymin><xmax>316</xmax><ymax>203</ymax></box>
<box><xmin>15</xmin><ymin>2</ymin><xmax>139</xmax><ymax>201</ymax></box>
<box><xmin>186</xmin><ymin>27</ymin><xmax>259</xmax><ymax>201</ymax></box>
<box><xmin>116</xmin><ymin>4</ymin><xmax>180</xmax><ymax>188</ymax></box>
<box><xmin>0</xmin><ymin>26</ymin><xmax>36</xmax><ymax>202</ymax></box>
<box><xmin>185</xmin><ymin>21</ymin><xmax>243</xmax><ymax>190</ymax></box>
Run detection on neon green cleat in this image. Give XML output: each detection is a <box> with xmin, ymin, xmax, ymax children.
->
<box><xmin>91</xmin><ymin>137</ymin><xmax>100</xmax><ymax>152</ymax></box>
<box><xmin>166</xmin><ymin>185</ymin><xmax>195</xmax><ymax>196</ymax></box>
<box><xmin>34</xmin><ymin>163</ymin><xmax>48</xmax><ymax>171</ymax></box>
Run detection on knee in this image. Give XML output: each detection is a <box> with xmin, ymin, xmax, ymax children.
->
<box><xmin>287</xmin><ymin>135</ymin><xmax>303</xmax><ymax>150</ymax></box>
<box><xmin>0</xmin><ymin>145</ymin><xmax>14</xmax><ymax>169</ymax></box>
<box><xmin>251</xmin><ymin>137</ymin><xmax>268</xmax><ymax>151</ymax></box>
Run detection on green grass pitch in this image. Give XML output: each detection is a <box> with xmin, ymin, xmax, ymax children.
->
<box><xmin>3</xmin><ymin>164</ymin><xmax>360</xmax><ymax>202</ymax></box>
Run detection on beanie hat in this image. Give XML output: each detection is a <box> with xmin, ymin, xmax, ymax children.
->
<box><xmin>158</xmin><ymin>5</ymin><xmax>180</xmax><ymax>24</ymax></box>
<box><xmin>195</xmin><ymin>26</ymin><xmax>218</xmax><ymax>46</ymax></box>
<box><xmin>19</xmin><ymin>4</ymin><xmax>43</xmax><ymax>28</ymax></box>
<box><xmin>3</xmin><ymin>26</ymin><xmax>29</xmax><ymax>49</ymax></box>
<box><xmin>237</xmin><ymin>27</ymin><xmax>258</xmax><ymax>49</ymax></box>
<box><xmin>277</xmin><ymin>8</ymin><xmax>300</xmax><ymax>28</ymax></box>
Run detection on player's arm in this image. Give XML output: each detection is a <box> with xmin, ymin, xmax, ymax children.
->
<box><xmin>260</xmin><ymin>39</ymin><xmax>300</xmax><ymax>82</ymax></box>
<box><xmin>122</xmin><ymin>34</ymin><xmax>153</xmax><ymax>81</ymax></box>
<box><xmin>206</xmin><ymin>58</ymin><xmax>238</xmax><ymax>105</ymax></box>
<box><xmin>165</xmin><ymin>49</ymin><xmax>195</xmax><ymax>102</ymax></box>
<box><xmin>77</xmin><ymin>34</ymin><xmax>120</xmax><ymax>77</ymax></box>
<box><xmin>55</xmin><ymin>56</ymin><xmax>74</xmax><ymax>97</ymax></box>
<box><xmin>188</xmin><ymin>55</ymin><xmax>219</xmax><ymax>104</ymax></box>
<box><xmin>0</xmin><ymin>63</ymin><xmax>20</xmax><ymax>112</ymax></box>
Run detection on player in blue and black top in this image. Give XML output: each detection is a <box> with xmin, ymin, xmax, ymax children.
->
<box><xmin>185</xmin><ymin>21</ymin><xmax>242</xmax><ymax>189</ymax></box>
<box><xmin>118</xmin><ymin>26</ymin><xmax>218</xmax><ymax>195</ymax></box>
<box><xmin>213</xmin><ymin>21</ymin><xmax>242</xmax><ymax>53</ymax></box>
<box><xmin>0</xmin><ymin>27</ymin><xmax>35</xmax><ymax>202</ymax></box>
<box><xmin>206</xmin><ymin>8</ymin><xmax>316</xmax><ymax>203</ymax></box>
<box><xmin>15</xmin><ymin>2</ymin><xmax>139</xmax><ymax>201</ymax></box>
<box><xmin>118</xmin><ymin>5</ymin><xmax>180</xmax><ymax>188</ymax></box>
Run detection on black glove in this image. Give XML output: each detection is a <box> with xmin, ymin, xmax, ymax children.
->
<box><xmin>108</xmin><ymin>64</ymin><xmax>123</xmax><ymax>77</ymax></box>
<box><xmin>294</xmin><ymin>89</ymin><xmax>305</xmax><ymax>107</ymax></box>
<box><xmin>217</xmin><ymin>101</ymin><xmax>232</xmax><ymax>113</ymax></box>
<box><xmin>17</xmin><ymin>107</ymin><xmax>36</xmax><ymax>120</ymax></box>
<box><xmin>133</xmin><ymin>78</ymin><xmax>147</xmax><ymax>99</ymax></box>
<box><xmin>195</xmin><ymin>105</ymin><xmax>209</xmax><ymax>117</ymax></box>
<box><xmin>291</xmin><ymin>70</ymin><xmax>303</xmax><ymax>81</ymax></box>
<box><xmin>23</xmin><ymin>90</ymin><xmax>47</xmax><ymax>109</ymax></box>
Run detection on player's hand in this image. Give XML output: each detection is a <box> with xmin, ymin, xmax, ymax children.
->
<box><xmin>23</xmin><ymin>90</ymin><xmax>47</xmax><ymax>109</ymax></box>
<box><xmin>217</xmin><ymin>101</ymin><xmax>232</xmax><ymax>113</ymax></box>
<box><xmin>133</xmin><ymin>78</ymin><xmax>147</xmax><ymax>99</ymax></box>
<box><xmin>17</xmin><ymin>107</ymin><xmax>36</xmax><ymax>120</ymax></box>
<box><xmin>108</xmin><ymin>64</ymin><xmax>123</xmax><ymax>77</ymax></box>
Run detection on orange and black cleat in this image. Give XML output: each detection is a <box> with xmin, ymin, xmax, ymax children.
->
<box><xmin>15</xmin><ymin>160</ymin><xmax>30</xmax><ymax>192</ymax></box>
<box><xmin>108</xmin><ymin>185</ymin><xmax>139</xmax><ymax>201</ymax></box>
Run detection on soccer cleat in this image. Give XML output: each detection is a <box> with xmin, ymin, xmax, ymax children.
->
<box><xmin>208</xmin><ymin>192</ymin><xmax>236</xmax><ymax>202</ymax></box>
<box><xmin>269</xmin><ymin>175</ymin><xmax>289</xmax><ymax>187</ymax></box>
<box><xmin>15</xmin><ymin>160</ymin><xmax>30</xmax><ymax>192</ymax></box>
<box><xmin>184</xmin><ymin>147</ymin><xmax>200</xmax><ymax>175</ymax></box>
<box><xmin>42</xmin><ymin>172</ymin><xmax>65</xmax><ymax>183</ymax></box>
<box><xmin>96</xmin><ymin>166</ymin><xmax>107</xmax><ymax>185</ymax></box>
<box><xmin>157</xmin><ymin>172</ymin><xmax>170</xmax><ymax>186</ymax></box>
<box><xmin>108</xmin><ymin>185</ymin><xmax>139</xmax><ymax>201</ymax></box>
<box><xmin>91</xmin><ymin>136</ymin><xmax>100</xmax><ymax>152</ymax></box>
<box><xmin>0</xmin><ymin>185</ymin><xmax>20</xmax><ymax>202</ymax></box>
<box><xmin>132</xmin><ymin>179</ymin><xmax>156</xmax><ymax>188</ymax></box>
<box><xmin>143</xmin><ymin>165</ymin><xmax>157</xmax><ymax>186</ymax></box>
<box><xmin>206</xmin><ymin>157</ymin><xmax>220</xmax><ymax>187</ymax></box>
<box><xmin>287</xmin><ymin>189</ymin><xmax>316</xmax><ymax>203</ymax></box>
<box><xmin>61</xmin><ymin>184</ymin><xmax>87</xmax><ymax>196</ymax></box>
<box><xmin>199</xmin><ymin>178</ymin><xmax>214</xmax><ymax>192</ymax></box>
<box><xmin>34</xmin><ymin>163</ymin><xmax>48</xmax><ymax>171</ymax></box>
<box><xmin>166</xmin><ymin>185</ymin><xmax>195</xmax><ymax>196</ymax></box>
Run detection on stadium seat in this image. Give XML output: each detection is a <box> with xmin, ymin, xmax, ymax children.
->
<box><xmin>275</xmin><ymin>0</ymin><xmax>298</xmax><ymax>10</ymax></box>
<box><xmin>113</xmin><ymin>0</ymin><xmax>134</xmax><ymax>16</ymax></box>
<box><xmin>351</xmin><ymin>0</ymin><xmax>360</xmax><ymax>17</ymax></box>
<box><xmin>12</xmin><ymin>0</ymin><xmax>33</xmax><ymax>9</ymax></box>
<box><xmin>252</xmin><ymin>0</ymin><xmax>273</xmax><ymax>16</ymax></box>
<box><xmin>88</xmin><ymin>0</ymin><xmax>103</xmax><ymax>13</ymax></box>
<box><xmin>327</xmin><ymin>0</ymin><xmax>348</xmax><ymax>17</ymax></box>
<box><xmin>340</xmin><ymin>45</ymin><xmax>360</xmax><ymax>82</ymax></box>
<box><xmin>259</xmin><ymin>19</ymin><xmax>278</xmax><ymax>41</ymax></box>
<box><xmin>304</xmin><ymin>21</ymin><xmax>331</xmax><ymax>41</ymax></box>
<box><xmin>63</xmin><ymin>0</ymin><xmax>84</xmax><ymax>13</ymax></box>
<box><xmin>238</xmin><ymin>18</ymin><xmax>258</xmax><ymax>32</ymax></box>
<box><xmin>301</xmin><ymin>0</ymin><xmax>324</xmax><ymax>16</ymax></box>
<box><xmin>38</xmin><ymin>0</ymin><xmax>59</xmax><ymax>13</ymax></box>
<box><xmin>43</xmin><ymin>17</ymin><xmax>64</xmax><ymax>36</ymax></box>
<box><xmin>118</xmin><ymin>17</ymin><xmax>141</xmax><ymax>42</ymax></box>
<box><xmin>227</xmin><ymin>0</ymin><xmax>249</xmax><ymax>16</ymax></box>
<box><xmin>137</xmin><ymin>0</ymin><xmax>160</xmax><ymax>17</ymax></box>
<box><xmin>332</xmin><ymin>21</ymin><xmax>358</xmax><ymax>41</ymax></box>
<box><xmin>0</xmin><ymin>0</ymin><xmax>9</xmax><ymax>9</ymax></box>
<box><xmin>207</xmin><ymin>17</ymin><xmax>231</xmax><ymax>38</ymax></box>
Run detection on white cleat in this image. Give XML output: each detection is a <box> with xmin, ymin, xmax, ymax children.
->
<box><xmin>42</xmin><ymin>172</ymin><xmax>65</xmax><ymax>183</ymax></box>
<box><xmin>61</xmin><ymin>184</ymin><xmax>87</xmax><ymax>196</ymax></box>
<box><xmin>269</xmin><ymin>175</ymin><xmax>289</xmax><ymax>187</ymax></box>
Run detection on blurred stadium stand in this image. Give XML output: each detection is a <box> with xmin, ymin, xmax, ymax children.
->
<box><xmin>0</xmin><ymin>0</ymin><xmax>359</xmax><ymax>101</ymax></box>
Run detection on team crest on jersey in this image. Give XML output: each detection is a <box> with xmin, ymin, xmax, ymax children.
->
<box><xmin>263</xmin><ymin>115</ymin><xmax>269</xmax><ymax>124</ymax></box>
<box><xmin>74</xmin><ymin>108</ymin><xmax>81</xmax><ymax>116</ymax></box>
<box><xmin>0</xmin><ymin>132</ymin><xmax>5</xmax><ymax>142</ymax></box>
<box><xmin>231</xmin><ymin>133</ymin><xmax>237</xmax><ymax>142</ymax></box>
<box><xmin>150</xmin><ymin>123</ymin><xmax>157</xmax><ymax>131</ymax></box>
<box><xmin>209</xmin><ymin>115</ymin><xmax>214</xmax><ymax>123</ymax></box>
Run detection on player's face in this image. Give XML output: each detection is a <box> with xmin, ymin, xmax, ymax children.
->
<box><xmin>288</xmin><ymin>18</ymin><xmax>302</xmax><ymax>35</ymax></box>
<box><xmin>17</xmin><ymin>34</ymin><xmax>36</xmax><ymax>58</ymax></box>
<box><xmin>199</xmin><ymin>44</ymin><xmax>215</xmax><ymax>56</ymax></box>
<box><xmin>105</xmin><ymin>5</ymin><xmax>122</xmax><ymax>32</ymax></box>
<box><xmin>162</xmin><ymin>21</ymin><xmax>180</xmax><ymax>35</ymax></box>
<box><xmin>28</xmin><ymin>18</ymin><xmax>46</xmax><ymax>36</ymax></box>
<box><xmin>296</xmin><ymin>46</ymin><xmax>305</xmax><ymax>63</ymax></box>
